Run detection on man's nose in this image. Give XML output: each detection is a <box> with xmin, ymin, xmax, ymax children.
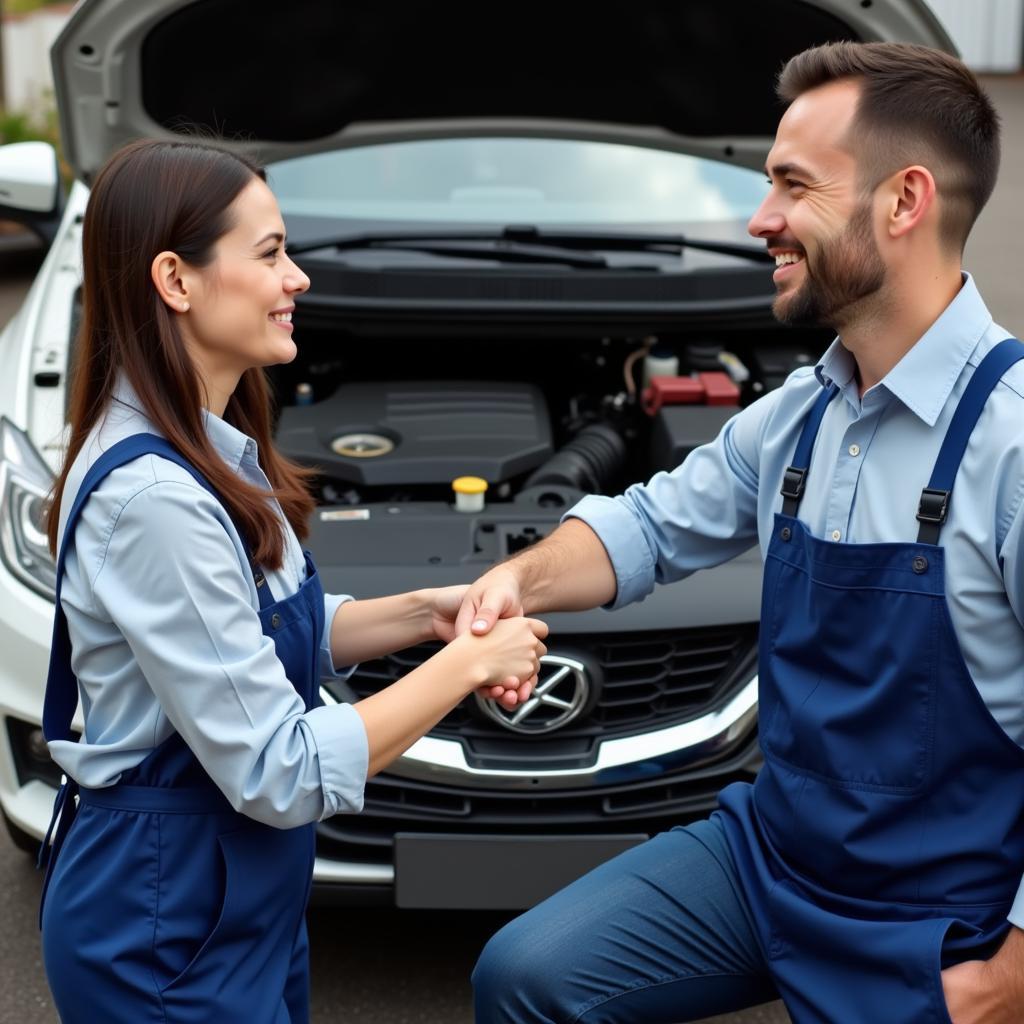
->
<box><xmin>748</xmin><ymin>197</ymin><xmax>785</xmax><ymax>241</ymax></box>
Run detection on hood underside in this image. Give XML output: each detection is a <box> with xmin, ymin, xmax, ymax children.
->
<box><xmin>52</xmin><ymin>0</ymin><xmax>954</xmax><ymax>181</ymax></box>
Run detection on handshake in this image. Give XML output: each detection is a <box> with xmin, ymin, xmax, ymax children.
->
<box><xmin>428</xmin><ymin>565</ymin><xmax>547</xmax><ymax>711</ymax></box>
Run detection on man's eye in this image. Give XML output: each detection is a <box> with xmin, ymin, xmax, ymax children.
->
<box><xmin>785</xmin><ymin>179</ymin><xmax>805</xmax><ymax>190</ymax></box>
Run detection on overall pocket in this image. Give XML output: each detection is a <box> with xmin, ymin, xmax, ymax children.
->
<box><xmin>159</xmin><ymin>822</ymin><xmax>315</xmax><ymax>1017</ymax></box>
<box><xmin>760</xmin><ymin>556</ymin><xmax>938</xmax><ymax>793</ymax></box>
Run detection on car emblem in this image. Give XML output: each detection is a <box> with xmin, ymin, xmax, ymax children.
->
<box><xmin>475</xmin><ymin>654</ymin><xmax>589</xmax><ymax>735</ymax></box>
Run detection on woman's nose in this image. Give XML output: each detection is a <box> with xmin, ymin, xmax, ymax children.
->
<box><xmin>284</xmin><ymin>257</ymin><xmax>310</xmax><ymax>295</ymax></box>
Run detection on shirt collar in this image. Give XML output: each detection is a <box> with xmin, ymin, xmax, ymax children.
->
<box><xmin>814</xmin><ymin>273</ymin><xmax>993</xmax><ymax>426</ymax></box>
<box><xmin>110</xmin><ymin>374</ymin><xmax>257</xmax><ymax>472</ymax></box>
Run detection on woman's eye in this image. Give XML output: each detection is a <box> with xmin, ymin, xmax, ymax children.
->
<box><xmin>262</xmin><ymin>247</ymin><xmax>280</xmax><ymax>260</ymax></box>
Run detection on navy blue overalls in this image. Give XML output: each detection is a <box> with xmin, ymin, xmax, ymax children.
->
<box><xmin>715</xmin><ymin>338</ymin><xmax>1024</xmax><ymax>1023</ymax></box>
<box><xmin>38</xmin><ymin>434</ymin><xmax>325</xmax><ymax>1024</ymax></box>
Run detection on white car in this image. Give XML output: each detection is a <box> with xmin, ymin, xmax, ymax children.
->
<box><xmin>0</xmin><ymin>0</ymin><xmax>953</xmax><ymax>908</ymax></box>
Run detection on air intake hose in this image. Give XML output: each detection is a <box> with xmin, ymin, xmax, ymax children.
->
<box><xmin>524</xmin><ymin>423</ymin><xmax>626</xmax><ymax>493</ymax></box>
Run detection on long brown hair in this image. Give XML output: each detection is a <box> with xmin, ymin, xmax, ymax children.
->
<box><xmin>47</xmin><ymin>139</ymin><xmax>315</xmax><ymax>568</ymax></box>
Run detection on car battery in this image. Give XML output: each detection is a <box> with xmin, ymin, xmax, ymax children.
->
<box><xmin>650</xmin><ymin>405</ymin><xmax>740</xmax><ymax>473</ymax></box>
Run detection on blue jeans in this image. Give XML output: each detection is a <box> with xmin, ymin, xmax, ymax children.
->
<box><xmin>472</xmin><ymin>815</ymin><xmax>777</xmax><ymax>1023</ymax></box>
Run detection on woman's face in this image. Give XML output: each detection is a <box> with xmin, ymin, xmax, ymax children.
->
<box><xmin>182</xmin><ymin>177</ymin><xmax>310</xmax><ymax>394</ymax></box>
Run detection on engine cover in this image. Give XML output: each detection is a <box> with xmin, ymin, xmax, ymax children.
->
<box><xmin>275</xmin><ymin>380</ymin><xmax>553</xmax><ymax>486</ymax></box>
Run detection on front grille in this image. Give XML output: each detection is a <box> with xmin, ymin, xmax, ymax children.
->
<box><xmin>331</xmin><ymin>624</ymin><xmax>758</xmax><ymax>742</ymax></box>
<box><xmin>315</xmin><ymin>733</ymin><xmax>761</xmax><ymax>861</ymax></box>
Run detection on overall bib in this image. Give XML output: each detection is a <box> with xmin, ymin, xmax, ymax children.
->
<box><xmin>717</xmin><ymin>338</ymin><xmax>1024</xmax><ymax>1023</ymax></box>
<box><xmin>38</xmin><ymin>434</ymin><xmax>326</xmax><ymax>1024</ymax></box>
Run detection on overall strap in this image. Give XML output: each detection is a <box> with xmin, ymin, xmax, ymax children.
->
<box><xmin>780</xmin><ymin>383</ymin><xmax>840</xmax><ymax>517</ymax></box>
<box><xmin>916</xmin><ymin>338</ymin><xmax>1024</xmax><ymax>545</ymax></box>
<box><xmin>43</xmin><ymin>433</ymin><xmax>270</xmax><ymax>744</ymax></box>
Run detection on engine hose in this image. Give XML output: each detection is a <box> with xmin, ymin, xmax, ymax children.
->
<box><xmin>524</xmin><ymin>423</ymin><xmax>627</xmax><ymax>493</ymax></box>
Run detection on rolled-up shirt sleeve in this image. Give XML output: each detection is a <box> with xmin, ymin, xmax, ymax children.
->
<box><xmin>321</xmin><ymin>592</ymin><xmax>356</xmax><ymax>680</ymax></box>
<box><xmin>90</xmin><ymin>480</ymin><xmax>368</xmax><ymax>828</ymax></box>
<box><xmin>564</xmin><ymin>390</ymin><xmax>777</xmax><ymax>609</ymax></box>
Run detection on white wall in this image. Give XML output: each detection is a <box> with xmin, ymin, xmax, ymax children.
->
<box><xmin>1</xmin><ymin>7</ymin><xmax>71</xmax><ymax>116</ymax></box>
<box><xmin>928</xmin><ymin>0</ymin><xmax>1024</xmax><ymax>72</ymax></box>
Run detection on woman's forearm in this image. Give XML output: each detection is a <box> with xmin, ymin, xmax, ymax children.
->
<box><xmin>352</xmin><ymin>642</ymin><xmax>482</xmax><ymax>775</ymax></box>
<box><xmin>352</xmin><ymin>616</ymin><xmax>548</xmax><ymax>777</ymax></box>
<box><xmin>328</xmin><ymin>591</ymin><xmax>433</xmax><ymax>667</ymax></box>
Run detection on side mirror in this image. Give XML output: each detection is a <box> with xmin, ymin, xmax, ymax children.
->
<box><xmin>0</xmin><ymin>142</ymin><xmax>65</xmax><ymax>244</ymax></box>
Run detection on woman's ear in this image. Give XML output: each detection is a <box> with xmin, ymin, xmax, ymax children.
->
<box><xmin>150</xmin><ymin>251</ymin><xmax>191</xmax><ymax>312</ymax></box>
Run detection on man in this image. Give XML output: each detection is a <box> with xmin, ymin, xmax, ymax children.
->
<box><xmin>463</xmin><ymin>42</ymin><xmax>1024</xmax><ymax>1024</ymax></box>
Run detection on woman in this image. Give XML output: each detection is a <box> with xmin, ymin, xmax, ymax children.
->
<box><xmin>38</xmin><ymin>138</ymin><xmax>548</xmax><ymax>1024</ymax></box>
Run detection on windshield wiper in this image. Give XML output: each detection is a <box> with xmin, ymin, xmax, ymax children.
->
<box><xmin>287</xmin><ymin>225</ymin><xmax>774</xmax><ymax>266</ymax></box>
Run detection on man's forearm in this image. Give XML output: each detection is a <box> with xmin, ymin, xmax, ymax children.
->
<box><xmin>507</xmin><ymin>517</ymin><xmax>617</xmax><ymax>614</ymax></box>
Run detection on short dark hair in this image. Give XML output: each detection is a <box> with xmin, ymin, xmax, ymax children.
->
<box><xmin>777</xmin><ymin>42</ymin><xmax>1000</xmax><ymax>252</ymax></box>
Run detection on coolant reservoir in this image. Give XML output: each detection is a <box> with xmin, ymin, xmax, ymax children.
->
<box><xmin>642</xmin><ymin>345</ymin><xmax>680</xmax><ymax>389</ymax></box>
<box><xmin>453</xmin><ymin>476</ymin><xmax>488</xmax><ymax>513</ymax></box>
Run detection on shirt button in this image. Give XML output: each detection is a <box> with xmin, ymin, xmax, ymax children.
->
<box><xmin>831</xmin><ymin>529</ymin><xmax>842</xmax><ymax>542</ymax></box>
<box><xmin>848</xmin><ymin>444</ymin><xmax>861</xmax><ymax>457</ymax></box>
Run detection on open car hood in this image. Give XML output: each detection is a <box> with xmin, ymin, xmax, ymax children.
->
<box><xmin>52</xmin><ymin>0</ymin><xmax>954</xmax><ymax>182</ymax></box>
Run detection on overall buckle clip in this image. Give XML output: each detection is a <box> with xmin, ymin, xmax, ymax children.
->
<box><xmin>780</xmin><ymin>466</ymin><xmax>807</xmax><ymax>502</ymax></box>
<box><xmin>916</xmin><ymin>488</ymin><xmax>950</xmax><ymax>526</ymax></box>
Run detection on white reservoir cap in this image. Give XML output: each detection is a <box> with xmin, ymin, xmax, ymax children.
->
<box><xmin>453</xmin><ymin>476</ymin><xmax>488</xmax><ymax>513</ymax></box>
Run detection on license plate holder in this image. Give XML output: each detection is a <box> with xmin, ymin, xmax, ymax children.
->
<box><xmin>394</xmin><ymin>832</ymin><xmax>648</xmax><ymax>910</ymax></box>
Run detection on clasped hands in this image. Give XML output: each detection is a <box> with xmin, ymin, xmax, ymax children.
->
<box><xmin>426</xmin><ymin>569</ymin><xmax>539</xmax><ymax>710</ymax></box>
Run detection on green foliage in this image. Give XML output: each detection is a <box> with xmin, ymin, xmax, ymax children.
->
<box><xmin>0</xmin><ymin>109</ymin><xmax>35</xmax><ymax>145</ymax></box>
<box><xmin>4</xmin><ymin>0</ymin><xmax>69</xmax><ymax>14</ymax></box>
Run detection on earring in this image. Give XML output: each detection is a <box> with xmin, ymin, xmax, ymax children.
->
<box><xmin>180</xmin><ymin>302</ymin><xmax>190</xmax><ymax>312</ymax></box>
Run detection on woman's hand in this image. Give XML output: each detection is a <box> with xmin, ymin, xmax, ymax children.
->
<box><xmin>424</xmin><ymin>584</ymin><xmax>538</xmax><ymax>709</ymax></box>
<box><xmin>447</xmin><ymin>616</ymin><xmax>549</xmax><ymax>694</ymax></box>
<box><xmin>424</xmin><ymin>585</ymin><xmax>471</xmax><ymax>643</ymax></box>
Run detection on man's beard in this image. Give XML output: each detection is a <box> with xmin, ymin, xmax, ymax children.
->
<box><xmin>773</xmin><ymin>204</ymin><xmax>886</xmax><ymax>329</ymax></box>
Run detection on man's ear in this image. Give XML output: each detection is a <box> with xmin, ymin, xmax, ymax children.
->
<box><xmin>885</xmin><ymin>165</ymin><xmax>937</xmax><ymax>241</ymax></box>
<box><xmin>150</xmin><ymin>251</ymin><xmax>192</xmax><ymax>312</ymax></box>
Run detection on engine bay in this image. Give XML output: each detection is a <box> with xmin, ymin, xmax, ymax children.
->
<box><xmin>267</xmin><ymin>327</ymin><xmax>829</xmax><ymax>568</ymax></box>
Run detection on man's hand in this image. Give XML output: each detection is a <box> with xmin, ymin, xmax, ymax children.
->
<box><xmin>452</xmin><ymin>520</ymin><xmax>615</xmax><ymax>709</ymax></box>
<box><xmin>942</xmin><ymin>927</ymin><xmax>1024</xmax><ymax>1023</ymax></box>
<box><xmin>453</xmin><ymin>567</ymin><xmax>530</xmax><ymax>709</ymax></box>
<box><xmin>454</xmin><ymin>566</ymin><xmax>524</xmax><ymax>637</ymax></box>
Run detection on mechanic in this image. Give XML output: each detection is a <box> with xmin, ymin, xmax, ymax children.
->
<box><xmin>37</xmin><ymin>138</ymin><xmax>546</xmax><ymax>1023</ymax></box>
<box><xmin>465</xmin><ymin>42</ymin><xmax>1024</xmax><ymax>1024</ymax></box>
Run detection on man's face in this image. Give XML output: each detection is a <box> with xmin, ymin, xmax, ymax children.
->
<box><xmin>748</xmin><ymin>79</ymin><xmax>887</xmax><ymax>329</ymax></box>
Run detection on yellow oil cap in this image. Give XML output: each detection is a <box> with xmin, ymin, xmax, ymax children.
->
<box><xmin>452</xmin><ymin>476</ymin><xmax>488</xmax><ymax>512</ymax></box>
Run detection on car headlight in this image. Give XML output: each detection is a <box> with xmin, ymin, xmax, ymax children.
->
<box><xmin>0</xmin><ymin>416</ymin><xmax>56</xmax><ymax>601</ymax></box>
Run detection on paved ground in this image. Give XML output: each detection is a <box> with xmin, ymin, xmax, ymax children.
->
<box><xmin>1</xmin><ymin>72</ymin><xmax>1022</xmax><ymax>1024</ymax></box>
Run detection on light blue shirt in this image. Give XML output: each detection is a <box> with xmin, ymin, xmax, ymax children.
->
<box><xmin>568</xmin><ymin>274</ymin><xmax>1024</xmax><ymax>922</ymax></box>
<box><xmin>49</xmin><ymin>382</ymin><xmax>368</xmax><ymax>828</ymax></box>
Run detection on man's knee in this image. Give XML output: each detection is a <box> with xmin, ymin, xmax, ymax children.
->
<box><xmin>472</xmin><ymin>913</ymin><xmax>567</xmax><ymax>1022</ymax></box>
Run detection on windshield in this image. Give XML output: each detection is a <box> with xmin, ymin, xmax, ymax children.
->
<box><xmin>267</xmin><ymin>137</ymin><xmax>768</xmax><ymax>225</ymax></box>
